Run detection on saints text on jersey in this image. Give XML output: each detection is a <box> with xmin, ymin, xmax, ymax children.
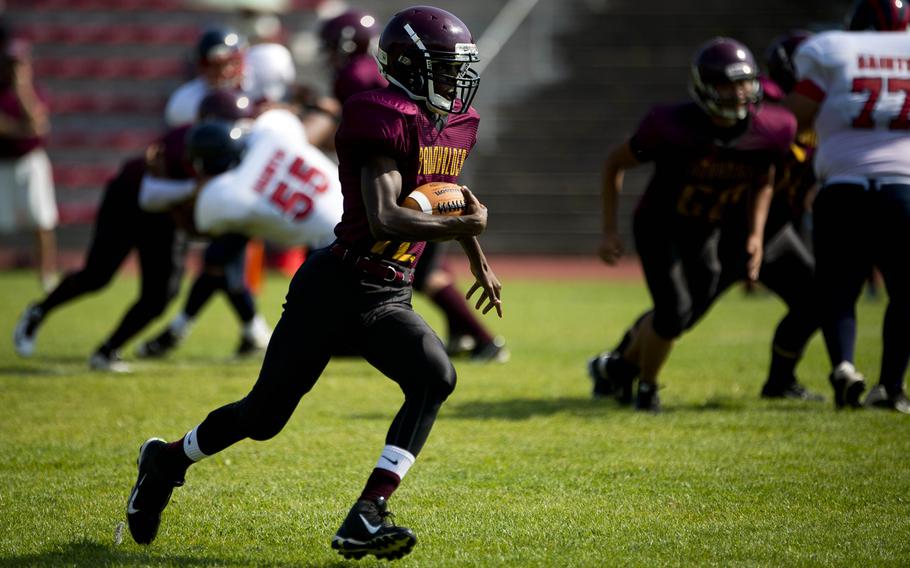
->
<box><xmin>418</xmin><ymin>146</ymin><xmax>468</xmax><ymax>176</ymax></box>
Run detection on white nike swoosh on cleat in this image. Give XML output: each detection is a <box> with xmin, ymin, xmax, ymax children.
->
<box><xmin>127</xmin><ymin>474</ymin><xmax>146</xmax><ymax>515</ymax></box>
<box><xmin>358</xmin><ymin>513</ymin><xmax>382</xmax><ymax>535</ymax></box>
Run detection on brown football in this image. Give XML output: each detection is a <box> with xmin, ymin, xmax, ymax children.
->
<box><xmin>401</xmin><ymin>182</ymin><xmax>465</xmax><ymax>216</ymax></box>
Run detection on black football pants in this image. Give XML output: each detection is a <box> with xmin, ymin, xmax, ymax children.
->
<box><xmin>814</xmin><ymin>182</ymin><xmax>910</xmax><ymax>394</ymax></box>
<box><xmin>38</xmin><ymin>158</ymin><xmax>185</xmax><ymax>351</ymax></box>
<box><xmin>194</xmin><ymin>247</ymin><xmax>457</xmax><ymax>457</ymax></box>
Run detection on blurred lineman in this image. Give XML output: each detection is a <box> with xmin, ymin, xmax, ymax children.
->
<box><xmin>316</xmin><ymin>8</ymin><xmax>508</xmax><ymax>362</ymax></box>
<box><xmin>588</xmin><ymin>38</ymin><xmax>795</xmax><ymax>411</ymax></box>
<box><xmin>11</xmin><ymin>91</ymin><xmax>262</xmax><ymax>371</ymax></box>
<box><xmin>140</xmin><ymin>28</ymin><xmax>299</xmax><ymax>359</ymax></box>
<box><xmin>0</xmin><ymin>27</ymin><xmax>57</xmax><ymax>291</ymax></box>
<box><xmin>785</xmin><ymin>0</ymin><xmax>910</xmax><ymax>413</ymax></box>
<box><xmin>125</xmin><ymin>6</ymin><xmax>502</xmax><ymax>562</ymax></box>
<box><xmin>710</xmin><ymin>30</ymin><xmax>824</xmax><ymax>401</ymax></box>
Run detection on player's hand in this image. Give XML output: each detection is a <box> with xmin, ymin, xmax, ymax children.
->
<box><xmin>746</xmin><ymin>233</ymin><xmax>763</xmax><ymax>281</ymax></box>
<box><xmin>598</xmin><ymin>231</ymin><xmax>624</xmax><ymax>265</ymax></box>
<box><xmin>466</xmin><ymin>261</ymin><xmax>503</xmax><ymax>318</ymax></box>
<box><xmin>460</xmin><ymin>186</ymin><xmax>488</xmax><ymax>235</ymax></box>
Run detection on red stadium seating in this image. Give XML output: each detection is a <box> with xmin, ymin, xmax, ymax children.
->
<box><xmin>53</xmin><ymin>164</ymin><xmax>118</xmax><ymax>189</ymax></box>
<box><xmin>7</xmin><ymin>0</ymin><xmax>188</xmax><ymax>12</ymax></box>
<box><xmin>49</xmin><ymin>93</ymin><xmax>167</xmax><ymax>115</ymax></box>
<box><xmin>33</xmin><ymin>57</ymin><xmax>185</xmax><ymax>80</ymax></box>
<box><xmin>49</xmin><ymin>130</ymin><xmax>159</xmax><ymax>151</ymax></box>
<box><xmin>19</xmin><ymin>24</ymin><xmax>198</xmax><ymax>45</ymax></box>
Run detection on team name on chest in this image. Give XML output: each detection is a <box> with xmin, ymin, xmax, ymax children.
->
<box><xmin>418</xmin><ymin>146</ymin><xmax>468</xmax><ymax>177</ymax></box>
<box><xmin>688</xmin><ymin>157</ymin><xmax>756</xmax><ymax>182</ymax></box>
<box><xmin>857</xmin><ymin>54</ymin><xmax>910</xmax><ymax>72</ymax></box>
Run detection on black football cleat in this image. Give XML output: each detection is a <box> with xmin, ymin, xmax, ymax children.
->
<box><xmin>331</xmin><ymin>497</ymin><xmax>417</xmax><ymax>561</ymax></box>
<box><xmin>588</xmin><ymin>351</ymin><xmax>638</xmax><ymax>403</ymax></box>
<box><xmin>829</xmin><ymin>362</ymin><xmax>866</xmax><ymax>409</ymax></box>
<box><xmin>470</xmin><ymin>336</ymin><xmax>510</xmax><ymax>363</ymax></box>
<box><xmin>135</xmin><ymin>329</ymin><xmax>181</xmax><ymax>359</ymax></box>
<box><xmin>126</xmin><ymin>438</ymin><xmax>184</xmax><ymax>545</ymax></box>
<box><xmin>635</xmin><ymin>382</ymin><xmax>661</xmax><ymax>413</ymax></box>
<box><xmin>13</xmin><ymin>303</ymin><xmax>43</xmax><ymax>358</ymax></box>
<box><xmin>760</xmin><ymin>379</ymin><xmax>825</xmax><ymax>402</ymax></box>
<box><xmin>864</xmin><ymin>385</ymin><xmax>910</xmax><ymax>414</ymax></box>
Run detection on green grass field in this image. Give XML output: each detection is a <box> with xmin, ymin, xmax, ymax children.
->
<box><xmin>1</xmin><ymin>269</ymin><xmax>908</xmax><ymax>567</ymax></box>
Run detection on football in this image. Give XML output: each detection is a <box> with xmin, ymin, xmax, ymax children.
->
<box><xmin>402</xmin><ymin>182</ymin><xmax>465</xmax><ymax>216</ymax></box>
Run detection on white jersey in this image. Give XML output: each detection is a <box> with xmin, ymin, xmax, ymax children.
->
<box><xmin>794</xmin><ymin>31</ymin><xmax>910</xmax><ymax>181</ymax></box>
<box><xmin>195</xmin><ymin>109</ymin><xmax>342</xmax><ymax>248</ymax></box>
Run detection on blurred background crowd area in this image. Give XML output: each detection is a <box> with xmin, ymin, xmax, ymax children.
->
<box><xmin>1</xmin><ymin>0</ymin><xmax>853</xmax><ymax>257</ymax></box>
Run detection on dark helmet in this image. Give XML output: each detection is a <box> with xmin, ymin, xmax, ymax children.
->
<box><xmin>196</xmin><ymin>26</ymin><xmax>246</xmax><ymax>64</ymax></box>
<box><xmin>848</xmin><ymin>0</ymin><xmax>910</xmax><ymax>30</ymax></box>
<box><xmin>690</xmin><ymin>37</ymin><xmax>762</xmax><ymax>122</ymax></box>
<box><xmin>764</xmin><ymin>30</ymin><xmax>813</xmax><ymax>94</ymax></box>
<box><xmin>319</xmin><ymin>9</ymin><xmax>379</xmax><ymax>57</ymax></box>
<box><xmin>195</xmin><ymin>26</ymin><xmax>247</xmax><ymax>87</ymax></box>
<box><xmin>185</xmin><ymin>120</ymin><xmax>246</xmax><ymax>176</ymax></box>
<box><xmin>377</xmin><ymin>6</ymin><xmax>480</xmax><ymax>115</ymax></box>
<box><xmin>197</xmin><ymin>89</ymin><xmax>254</xmax><ymax>122</ymax></box>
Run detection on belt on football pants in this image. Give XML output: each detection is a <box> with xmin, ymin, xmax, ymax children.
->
<box><xmin>824</xmin><ymin>175</ymin><xmax>910</xmax><ymax>191</ymax></box>
<box><xmin>330</xmin><ymin>243</ymin><xmax>414</xmax><ymax>285</ymax></box>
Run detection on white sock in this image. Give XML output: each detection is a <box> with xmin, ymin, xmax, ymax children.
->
<box><xmin>170</xmin><ymin>313</ymin><xmax>193</xmax><ymax>338</ymax></box>
<box><xmin>182</xmin><ymin>425</ymin><xmax>209</xmax><ymax>462</ymax></box>
<box><xmin>374</xmin><ymin>445</ymin><xmax>416</xmax><ymax>479</ymax></box>
<box><xmin>243</xmin><ymin>315</ymin><xmax>270</xmax><ymax>341</ymax></box>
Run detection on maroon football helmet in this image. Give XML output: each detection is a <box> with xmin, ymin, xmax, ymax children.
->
<box><xmin>319</xmin><ymin>10</ymin><xmax>379</xmax><ymax>59</ymax></box>
<box><xmin>848</xmin><ymin>0</ymin><xmax>910</xmax><ymax>31</ymax></box>
<box><xmin>377</xmin><ymin>6</ymin><xmax>480</xmax><ymax>115</ymax></box>
<box><xmin>197</xmin><ymin>89</ymin><xmax>254</xmax><ymax>122</ymax></box>
<box><xmin>764</xmin><ymin>30</ymin><xmax>813</xmax><ymax>94</ymax></box>
<box><xmin>690</xmin><ymin>37</ymin><xmax>761</xmax><ymax>122</ymax></box>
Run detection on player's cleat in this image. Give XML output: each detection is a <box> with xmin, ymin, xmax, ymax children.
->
<box><xmin>445</xmin><ymin>334</ymin><xmax>477</xmax><ymax>357</ymax></box>
<box><xmin>635</xmin><ymin>382</ymin><xmax>661</xmax><ymax>413</ymax></box>
<box><xmin>331</xmin><ymin>497</ymin><xmax>417</xmax><ymax>561</ymax></box>
<box><xmin>470</xmin><ymin>336</ymin><xmax>509</xmax><ymax>363</ymax></box>
<box><xmin>760</xmin><ymin>378</ymin><xmax>825</xmax><ymax>401</ymax></box>
<box><xmin>829</xmin><ymin>361</ymin><xmax>866</xmax><ymax>409</ymax></box>
<box><xmin>588</xmin><ymin>351</ymin><xmax>638</xmax><ymax>403</ymax></box>
<box><xmin>13</xmin><ymin>304</ymin><xmax>44</xmax><ymax>358</ymax></box>
<box><xmin>864</xmin><ymin>384</ymin><xmax>910</xmax><ymax>414</ymax></box>
<box><xmin>236</xmin><ymin>316</ymin><xmax>271</xmax><ymax>357</ymax></box>
<box><xmin>127</xmin><ymin>438</ymin><xmax>184</xmax><ymax>545</ymax></box>
<box><xmin>587</xmin><ymin>353</ymin><xmax>615</xmax><ymax>398</ymax></box>
<box><xmin>135</xmin><ymin>329</ymin><xmax>181</xmax><ymax>359</ymax></box>
<box><xmin>89</xmin><ymin>350</ymin><xmax>131</xmax><ymax>373</ymax></box>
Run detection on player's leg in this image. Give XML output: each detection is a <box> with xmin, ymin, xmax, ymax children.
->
<box><xmin>331</xmin><ymin>291</ymin><xmax>454</xmax><ymax>560</ymax></box>
<box><xmin>415</xmin><ymin>242</ymin><xmax>507</xmax><ymax>362</ymax></box>
<box><xmin>90</xmin><ymin>216</ymin><xmax>186</xmax><ymax>371</ymax></box>
<box><xmin>126</xmin><ymin>250</ymin><xmax>338</xmax><ymax>544</ymax></box>
<box><xmin>217</xmin><ymin>235</ymin><xmax>271</xmax><ymax>356</ymax></box>
<box><xmin>755</xmin><ymin>224</ymin><xmax>823</xmax><ymax>400</ymax></box>
<box><xmin>812</xmin><ymin>184</ymin><xmax>870</xmax><ymax>407</ymax></box>
<box><xmin>864</xmin><ymin>184</ymin><xmax>910</xmax><ymax>413</ymax></box>
<box><xmin>13</xmin><ymin>159</ymin><xmax>142</xmax><ymax>357</ymax></box>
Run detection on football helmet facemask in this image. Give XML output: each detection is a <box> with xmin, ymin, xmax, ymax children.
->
<box><xmin>690</xmin><ymin>37</ymin><xmax>761</xmax><ymax>122</ymax></box>
<box><xmin>377</xmin><ymin>6</ymin><xmax>480</xmax><ymax>115</ymax></box>
<box><xmin>196</xmin><ymin>26</ymin><xmax>247</xmax><ymax>88</ymax></box>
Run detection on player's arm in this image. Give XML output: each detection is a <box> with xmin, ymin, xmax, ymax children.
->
<box><xmin>746</xmin><ymin>165</ymin><xmax>775</xmax><ymax>281</ymax></box>
<box><xmin>362</xmin><ymin>155</ymin><xmax>487</xmax><ymax>241</ymax></box>
<box><xmin>456</xmin><ymin>193</ymin><xmax>503</xmax><ymax>318</ymax></box>
<box><xmin>599</xmin><ymin>141</ymin><xmax>643</xmax><ymax>264</ymax></box>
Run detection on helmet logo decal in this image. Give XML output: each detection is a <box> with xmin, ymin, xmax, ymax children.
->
<box><xmin>454</xmin><ymin>43</ymin><xmax>478</xmax><ymax>56</ymax></box>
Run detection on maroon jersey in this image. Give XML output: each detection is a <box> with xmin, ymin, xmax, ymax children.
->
<box><xmin>334</xmin><ymin>86</ymin><xmax>479</xmax><ymax>267</ymax></box>
<box><xmin>334</xmin><ymin>54</ymin><xmax>388</xmax><ymax>104</ymax></box>
<box><xmin>631</xmin><ymin>102</ymin><xmax>796</xmax><ymax>225</ymax></box>
<box><xmin>158</xmin><ymin>125</ymin><xmax>194</xmax><ymax>180</ymax></box>
<box><xmin>0</xmin><ymin>84</ymin><xmax>48</xmax><ymax>159</ymax></box>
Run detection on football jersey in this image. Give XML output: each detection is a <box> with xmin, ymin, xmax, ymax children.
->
<box><xmin>164</xmin><ymin>77</ymin><xmax>208</xmax><ymax>128</ymax></box>
<box><xmin>195</xmin><ymin>108</ymin><xmax>342</xmax><ymax>248</ymax></box>
<box><xmin>794</xmin><ymin>30</ymin><xmax>910</xmax><ymax>180</ymax></box>
<box><xmin>631</xmin><ymin>102</ymin><xmax>795</xmax><ymax>225</ymax></box>
<box><xmin>333</xmin><ymin>86</ymin><xmax>479</xmax><ymax>267</ymax></box>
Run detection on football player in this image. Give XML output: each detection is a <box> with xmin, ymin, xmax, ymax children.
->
<box><xmin>784</xmin><ymin>0</ymin><xmax>910</xmax><ymax>412</ymax></box>
<box><xmin>315</xmin><ymin>8</ymin><xmax>508</xmax><ymax>362</ymax></box>
<box><xmin>710</xmin><ymin>30</ymin><xmax>823</xmax><ymax>401</ymax></box>
<box><xmin>587</xmin><ymin>37</ymin><xmax>795</xmax><ymax>411</ymax></box>
<box><xmin>125</xmin><ymin>6</ymin><xmax>501</xmax><ymax>561</ymax></box>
